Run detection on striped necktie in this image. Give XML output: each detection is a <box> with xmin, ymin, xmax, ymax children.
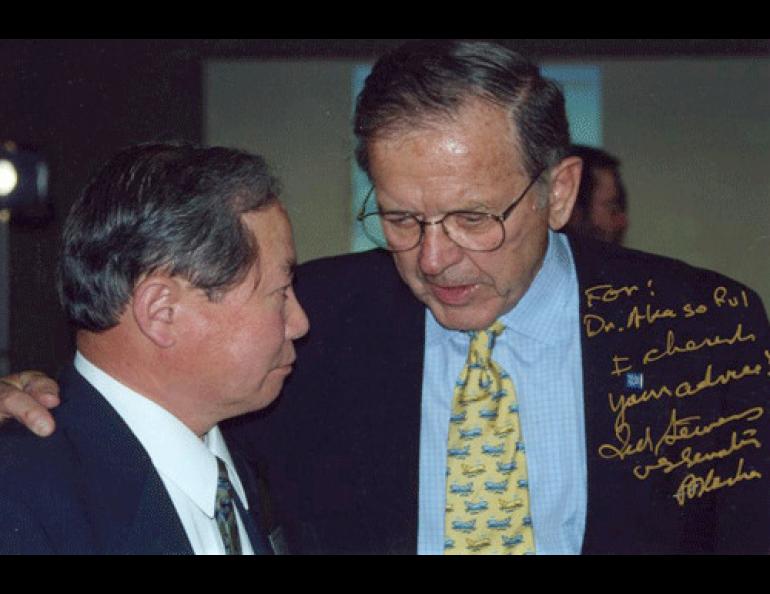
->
<box><xmin>215</xmin><ymin>457</ymin><xmax>242</xmax><ymax>555</ymax></box>
<box><xmin>444</xmin><ymin>321</ymin><xmax>535</xmax><ymax>554</ymax></box>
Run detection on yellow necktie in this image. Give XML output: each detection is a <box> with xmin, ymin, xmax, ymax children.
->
<box><xmin>444</xmin><ymin>321</ymin><xmax>535</xmax><ymax>555</ymax></box>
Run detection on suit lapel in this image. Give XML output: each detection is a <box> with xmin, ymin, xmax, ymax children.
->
<box><xmin>58</xmin><ymin>366</ymin><xmax>193</xmax><ymax>554</ymax></box>
<box><xmin>110</xmin><ymin>472</ymin><xmax>194</xmax><ymax>555</ymax></box>
<box><xmin>569</xmin><ymin>237</ymin><xmax>653</xmax><ymax>552</ymax></box>
<box><xmin>567</xmin><ymin>238</ymin><xmax>608</xmax><ymax>552</ymax></box>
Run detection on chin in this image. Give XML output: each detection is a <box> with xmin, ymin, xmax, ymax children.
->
<box><xmin>428</xmin><ymin>287</ymin><xmax>513</xmax><ymax>330</ymax></box>
<box><xmin>230</xmin><ymin>384</ymin><xmax>285</xmax><ymax>417</ymax></box>
<box><xmin>259</xmin><ymin>375</ymin><xmax>291</xmax><ymax>406</ymax></box>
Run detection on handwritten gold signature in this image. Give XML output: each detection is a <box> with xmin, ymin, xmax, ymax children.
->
<box><xmin>642</xmin><ymin>323</ymin><xmax>756</xmax><ymax>366</ymax></box>
<box><xmin>583</xmin><ymin>283</ymin><xmax>752</xmax><ymax>338</ymax></box>
<box><xmin>599</xmin><ymin>405</ymin><xmax>764</xmax><ymax>463</ymax></box>
<box><xmin>673</xmin><ymin>458</ymin><xmax>762</xmax><ymax>507</ymax></box>
<box><xmin>586</xmin><ymin>278</ymin><xmax>765</xmax><ymax>507</ymax></box>
<box><xmin>632</xmin><ymin>428</ymin><xmax>762</xmax><ymax>479</ymax></box>
<box><xmin>584</xmin><ymin>283</ymin><xmax>640</xmax><ymax>309</ymax></box>
<box><xmin>607</xmin><ymin>361</ymin><xmax>763</xmax><ymax>428</ymax></box>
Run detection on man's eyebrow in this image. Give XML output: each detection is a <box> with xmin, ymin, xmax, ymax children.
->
<box><xmin>456</xmin><ymin>199</ymin><xmax>495</xmax><ymax>211</ymax></box>
<box><xmin>380</xmin><ymin>194</ymin><xmax>496</xmax><ymax>213</ymax></box>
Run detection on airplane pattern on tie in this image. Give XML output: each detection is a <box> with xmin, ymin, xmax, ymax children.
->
<box><xmin>444</xmin><ymin>322</ymin><xmax>535</xmax><ymax>555</ymax></box>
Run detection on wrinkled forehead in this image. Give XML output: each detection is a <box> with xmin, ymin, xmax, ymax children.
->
<box><xmin>375</xmin><ymin>100</ymin><xmax>523</xmax><ymax>166</ymax></box>
<box><xmin>368</xmin><ymin>106</ymin><xmax>529</xmax><ymax>212</ymax></box>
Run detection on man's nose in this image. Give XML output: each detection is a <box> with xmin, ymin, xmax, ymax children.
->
<box><xmin>417</xmin><ymin>222</ymin><xmax>464</xmax><ymax>276</ymax></box>
<box><xmin>287</xmin><ymin>290</ymin><xmax>310</xmax><ymax>340</ymax></box>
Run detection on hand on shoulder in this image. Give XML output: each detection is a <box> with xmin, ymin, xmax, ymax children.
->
<box><xmin>0</xmin><ymin>371</ymin><xmax>60</xmax><ymax>436</ymax></box>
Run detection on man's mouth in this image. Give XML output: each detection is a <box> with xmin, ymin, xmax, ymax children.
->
<box><xmin>428</xmin><ymin>283</ymin><xmax>478</xmax><ymax>306</ymax></box>
<box><xmin>277</xmin><ymin>354</ymin><xmax>296</xmax><ymax>371</ymax></box>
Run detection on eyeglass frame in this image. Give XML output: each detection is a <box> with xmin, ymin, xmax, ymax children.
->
<box><xmin>356</xmin><ymin>167</ymin><xmax>546</xmax><ymax>253</ymax></box>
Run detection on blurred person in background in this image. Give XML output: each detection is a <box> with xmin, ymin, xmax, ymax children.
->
<box><xmin>564</xmin><ymin>144</ymin><xmax>628</xmax><ymax>244</ymax></box>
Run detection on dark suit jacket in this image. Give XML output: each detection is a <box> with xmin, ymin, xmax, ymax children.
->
<box><xmin>225</xmin><ymin>236</ymin><xmax>770</xmax><ymax>554</ymax></box>
<box><xmin>0</xmin><ymin>365</ymin><xmax>271</xmax><ymax>554</ymax></box>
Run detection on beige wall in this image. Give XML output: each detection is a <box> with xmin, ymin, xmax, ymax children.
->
<box><xmin>602</xmin><ymin>58</ymin><xmax>770</xmax><ymax>308</ymax></box>
<box><xmin>205</xmin><ymin>60</ymin><xmax>357</xmax><ymax>263</ymax></box>
<box><xmin>205</xmin><ymin>58</ymin><xmax>770</xmax><ymax>308</ymax></box>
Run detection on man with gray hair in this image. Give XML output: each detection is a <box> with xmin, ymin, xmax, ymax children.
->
<box><xmin>0</xmin><ymin>143</ymin><xmax>308</xmax><ymax>553</ymax></box>
<box><xmin>2</xmin><ymin>40</ymin><xmax>768</xmax><ymax>554</ymax></box>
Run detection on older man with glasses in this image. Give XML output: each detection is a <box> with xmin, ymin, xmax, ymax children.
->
<box><xmin>1</xmin><ymin>39</ymin><xmax>769</xmax><ymax>555</ymax></box>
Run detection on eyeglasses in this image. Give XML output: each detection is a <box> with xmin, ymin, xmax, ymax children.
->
<box><xmin>356</xmin><ymin>169</ymin><xmax>544</xmax><ymax>253</ymax></box>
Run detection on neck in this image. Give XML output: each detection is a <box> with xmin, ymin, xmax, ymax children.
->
<box><xmin>77</xmin><ymin>330</ymin><xmax>216</xmax><ymax>438</ymax></box>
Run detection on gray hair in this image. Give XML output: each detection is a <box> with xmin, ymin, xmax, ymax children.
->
<box><xmin>58</xmin><ymin>142</ymin><xmax>280</xmax><ymax>332</ymax></box>
<box><xmin>354</xmin><ymin>39</ymin><xmax>571</xmax><ymax>185</ymax></box>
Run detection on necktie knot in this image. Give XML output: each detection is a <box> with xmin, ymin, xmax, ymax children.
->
<box><xmin>467</xmin><ymin>321</ymin><xmax>505</xmax><ymax>365</ymax></box>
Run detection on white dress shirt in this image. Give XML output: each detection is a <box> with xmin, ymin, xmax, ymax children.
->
<box><xmin>75</xmin><ymin>352</ymin><xmax>255</xmax><ymax>555</ymax></box>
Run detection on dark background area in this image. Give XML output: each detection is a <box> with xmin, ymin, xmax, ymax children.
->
<box><xmin>1</xmin><ymin>38</ymin><xmax>768</xmax><ymax>375</ymax></box>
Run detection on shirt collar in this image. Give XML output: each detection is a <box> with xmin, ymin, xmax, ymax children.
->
<box><xmin>500</xmin><ymin>230</ymin><xmax>576</xmax><ymax>345</ymax></box>
<box><xmin>74</xmin><ymin>352</ymin><xmax>249</xmax><ymax>518</ymax></box>
<box><xmin>426</xmin><ymin>230</ymin><xmax>576</xmax><ymax>347</ymax></box>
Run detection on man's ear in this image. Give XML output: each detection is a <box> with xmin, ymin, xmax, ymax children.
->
<box><xmin>131</xmin><ymin>275</ymin><xmax>182</xmax><ymax>348</ymax></box>
<box><xmin>547</xmin><ymin>155</ymin><xmax>582</xmax><ymax>231</ymax></box>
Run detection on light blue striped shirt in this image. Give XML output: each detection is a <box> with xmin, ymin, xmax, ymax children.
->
<box><xmin>417</xmin><ymin>230</ymin><xmax>587</xmax><ymax>554</ymax></box>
